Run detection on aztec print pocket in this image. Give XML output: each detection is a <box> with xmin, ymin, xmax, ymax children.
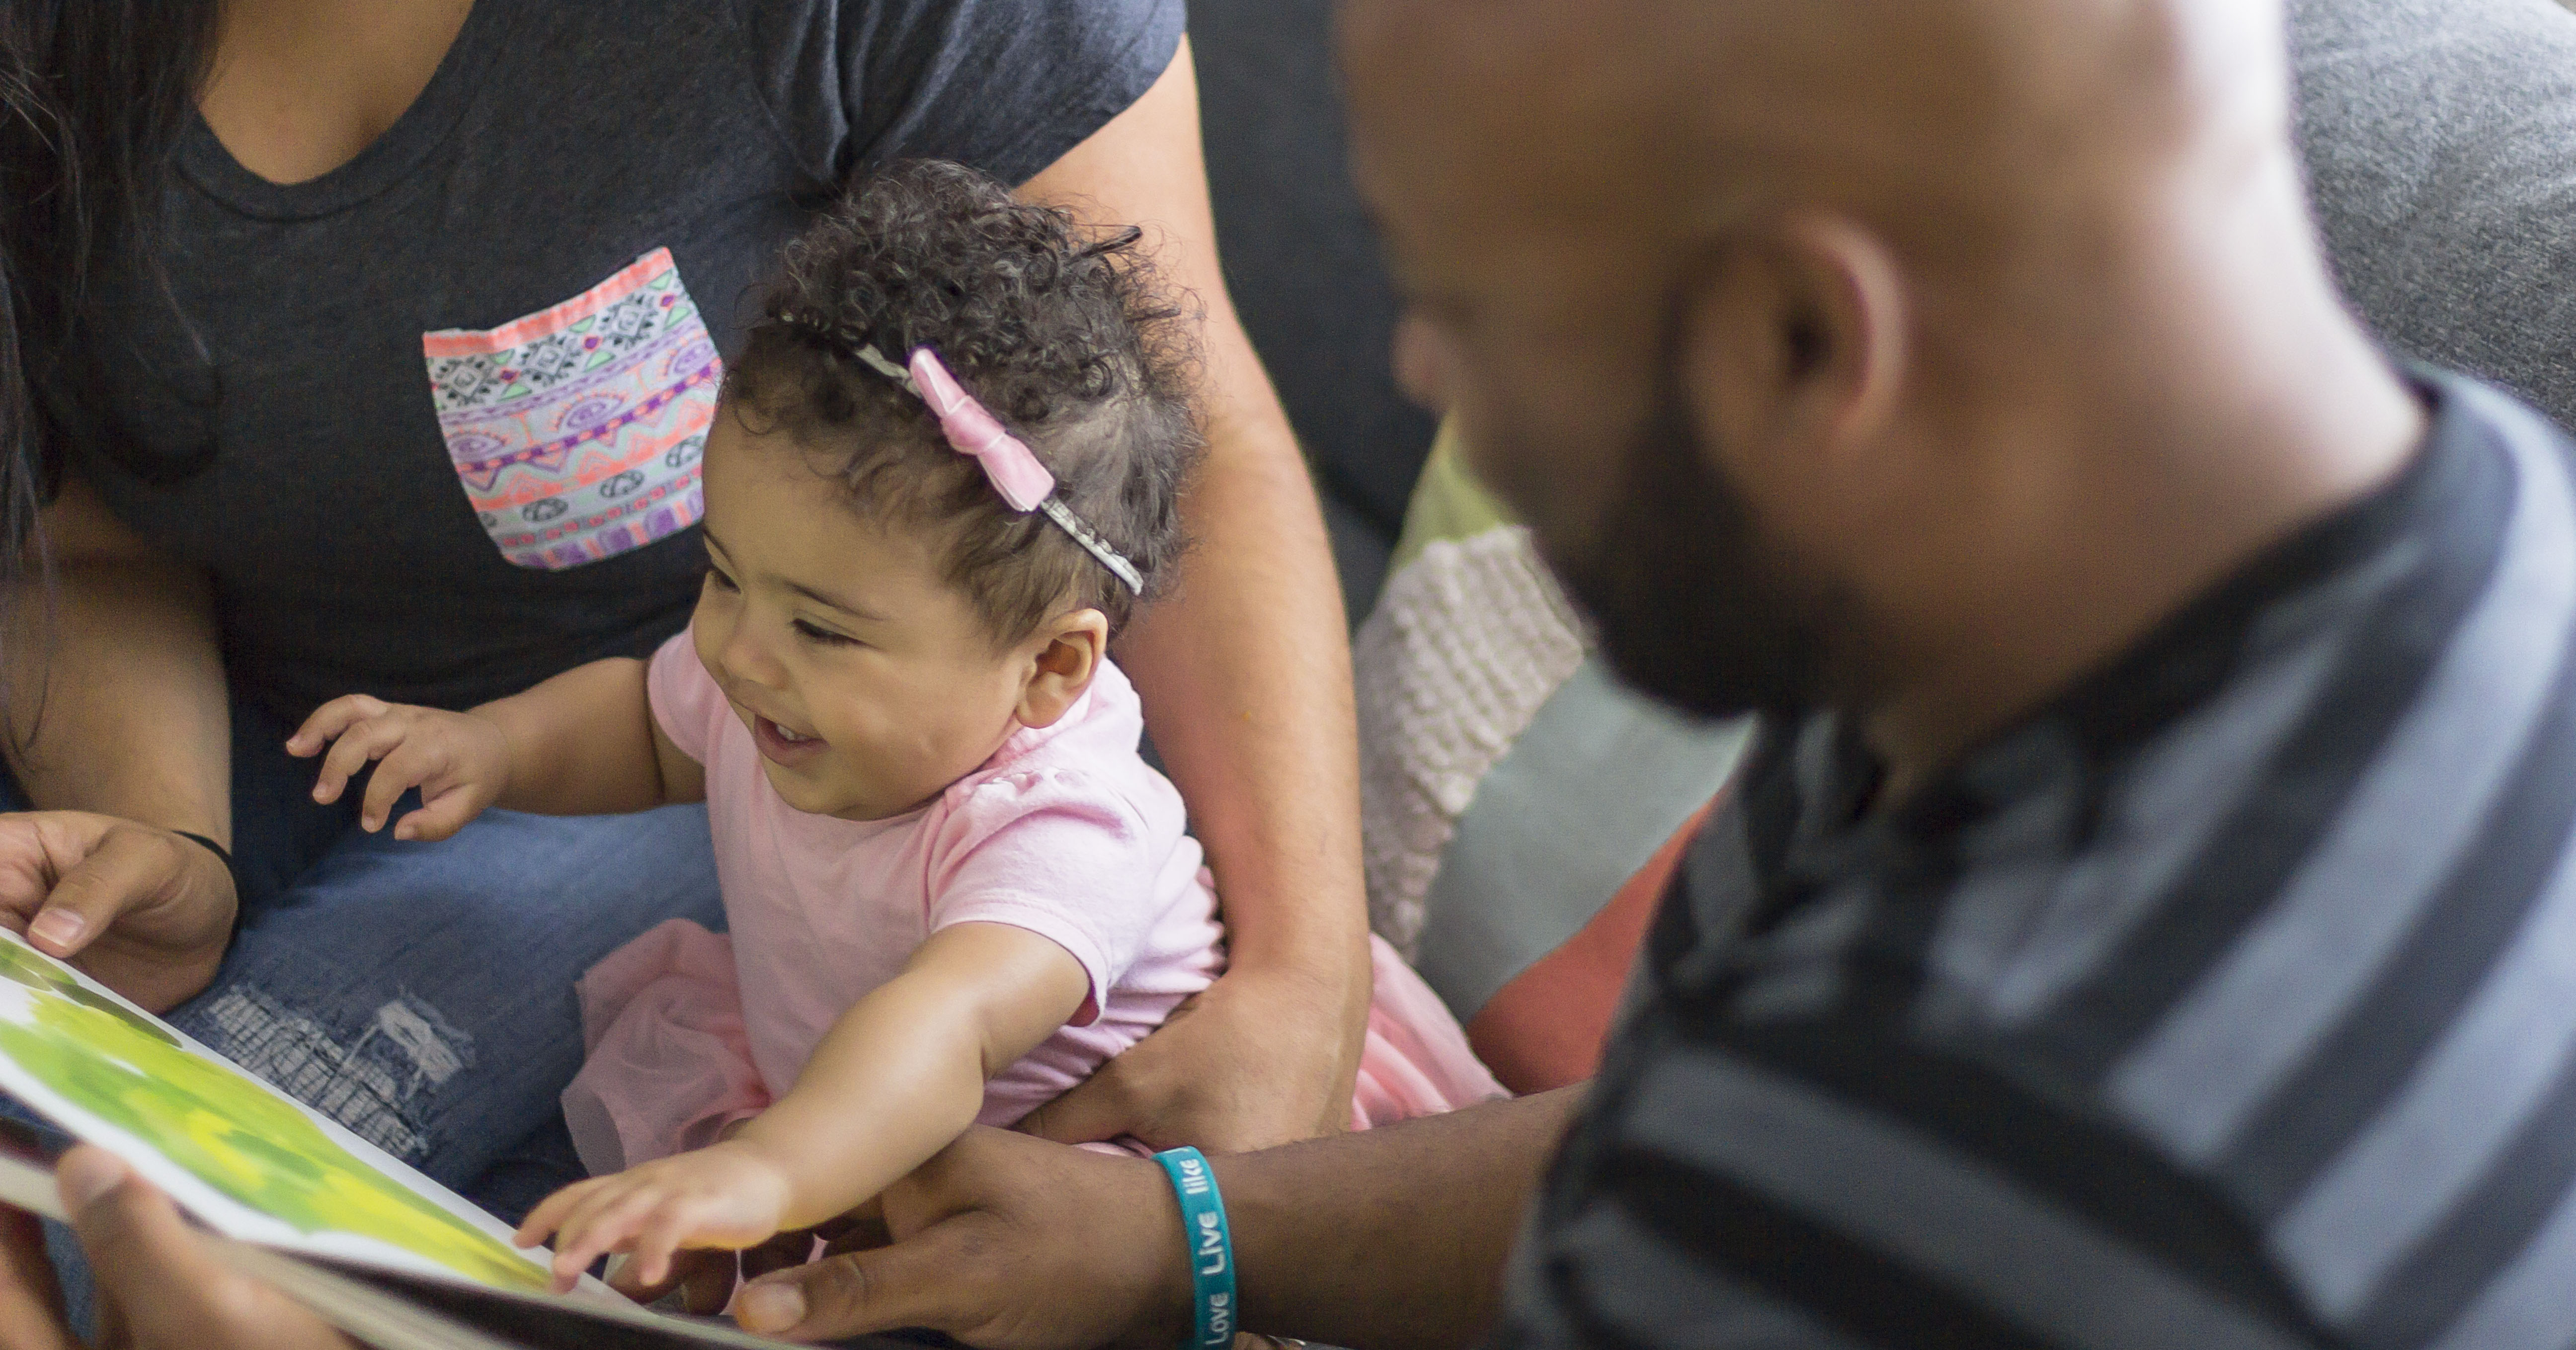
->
<box><xmin>423</xmin><ymin>248</ymin><xmax>719</xmax><ymax>570</ymax></box>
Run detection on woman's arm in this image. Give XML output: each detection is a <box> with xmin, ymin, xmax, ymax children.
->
<box><xmin>1</xmin><ymin>476</ymin><xmax>229</xmax><ymax>841</ymax></box>
<box><xmin>0</xmin><ymin>473</ymin><xmax>238</xmax><ymax>1011</ymax></box>
<box><xmin>1015</xmin><ymin>37</ymin><xmax>1374</xmax><ymax>1153</ymax></box>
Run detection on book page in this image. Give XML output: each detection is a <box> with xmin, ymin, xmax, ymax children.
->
<box><xmin>0</xmin><ymin>1147</ymin><xmax>811</xmax><ymax>1349</ymax></box>
<box><xmin>0</xmin><ymin>928</ymin><xmax>562</xmax><ymax>1293</ymax></box>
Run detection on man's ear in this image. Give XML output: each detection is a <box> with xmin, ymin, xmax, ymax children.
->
<box><xmin>1679</xmin><ymin>211</ymin><xmax>1910</xmax><ymax>483</ymax></box>
<box><xmin>1016</xmin><ymin>609</ymin><xmax>1110</xmax><ymax>730</ymax></box>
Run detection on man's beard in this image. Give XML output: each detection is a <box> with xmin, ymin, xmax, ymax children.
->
<box><xmin>1545</xmin><ymin>375</ymin><xmax>1833</xmax><ymax>722</ymax></box>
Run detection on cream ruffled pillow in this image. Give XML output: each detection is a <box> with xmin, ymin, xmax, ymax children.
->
<box><xmin>1353</xmin><ymin>426</ymin><xmax>1590</xmax><ymax>955</ymax></box>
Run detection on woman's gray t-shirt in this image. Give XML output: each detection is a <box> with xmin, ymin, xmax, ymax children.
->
<box><xmin>61</xmin><ymin>0</ymin><xmax>1183</xmax><ymax>719</ymax></box>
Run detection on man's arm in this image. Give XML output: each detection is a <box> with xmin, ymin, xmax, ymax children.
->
<box><xmin>1013</xmin><ymin>35</ymin><xmax>1374</xmax><ymax>1153</ymax></box>
<box><xmin>1221</xmin><ymin>1087</ymin><xmax>1578</xmax><ymax>1348</ymax></box>
<box><xmin>731</xmin><ymin>1088</ymin><xmax>1585</xmax><ymax>1350</ymax></box>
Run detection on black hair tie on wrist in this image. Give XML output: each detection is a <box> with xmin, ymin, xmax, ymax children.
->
<box><xmin>170</xmin><ymin>830</ymin><xmax>248</xmax><ymax>949</ymax></box>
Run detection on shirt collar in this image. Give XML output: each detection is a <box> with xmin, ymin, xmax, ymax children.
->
<box><xmin>1770</xmin><ymin>365</ymin><xmax>2480</xmax><ymax>869</ymax></box>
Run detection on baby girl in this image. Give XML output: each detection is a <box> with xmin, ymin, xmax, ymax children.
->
<box><xmin>289</xmin><ymin>161</ymin><xmax>1501</xmax><ymax>1294</ymax></box>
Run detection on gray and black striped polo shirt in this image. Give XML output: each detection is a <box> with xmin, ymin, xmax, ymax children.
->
<box><xmin>1502</xmin><ymin>370</ymin><xmax>2576</xmax><ymax>1350</ymax></box>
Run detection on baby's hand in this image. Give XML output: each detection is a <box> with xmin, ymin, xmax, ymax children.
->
<box><xmin>286</xmin><ymin>696</ymin><xmax>511</xmax><ymax>840</ymax></box>
<box><xmin>513</xmin><ymin>1141</ymin><xmax>795</xmax><ymax>1293</ymax></box>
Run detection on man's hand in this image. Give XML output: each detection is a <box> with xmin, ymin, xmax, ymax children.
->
<box><xmin>515</xmin><ymin>1140</ymin><xmax>795</xmax><ymax>1292</ymax></box>
<box><xmin>0</xmin><ymin>813</ymin><xmax>235</xmax><ymax>1013</ymax></box>
<box><xmin>1017</xmin><ymin>965</ymin><xmax>1361</xmax><ymax>1153</ymax></box>
<box><xmin>287</xmin><ymin>695</ymin><xmax>512</xmax><ymax>841</ymax></box>
<box><xmin>731</xmin><ymin>1128</ymin><xmax>1192</xmax><ymax>1349</ymax></box>
<box><xmin>0</xmin><ymin>1147</ymin><xmax>352</xmax><ymax>1350</ymax></box>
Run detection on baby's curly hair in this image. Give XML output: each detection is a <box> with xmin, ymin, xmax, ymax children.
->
<box><xmin>724</xmin><ymin>160</ymin><xmax>1203</xmax><ymax>641</ymax></box>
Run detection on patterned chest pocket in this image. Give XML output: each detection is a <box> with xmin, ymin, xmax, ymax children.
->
<box><xmin>423</xmin><ymin>248</ymin><xmax>719</xmax><ymax>570</ymax></box>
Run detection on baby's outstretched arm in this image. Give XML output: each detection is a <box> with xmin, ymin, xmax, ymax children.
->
<box><xmin>515</xmin><ymin>921</ymin><xmax>1090</xmax><ymax>1291</ymax></box>
<box><xmin>287</xmin><ymin>657</ymin><xmax>703</xmax><ymax>839</ymax></box>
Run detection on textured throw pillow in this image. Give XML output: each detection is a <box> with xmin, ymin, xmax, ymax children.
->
<box><xmin>1354</xmin><ymin>430</ymin><xmax>1589</xmax><ymax>954</ymax></box>
<box><xmin>1354</xmin><ymin>423</ymin><xmax>1748</xmax><ymax>1080</ymax></box>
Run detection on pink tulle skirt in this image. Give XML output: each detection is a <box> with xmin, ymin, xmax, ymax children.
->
<box><xmin>563</xmin><ymin>922</ymin><xmax>1505</xmax><ymax>1174</ymax></box>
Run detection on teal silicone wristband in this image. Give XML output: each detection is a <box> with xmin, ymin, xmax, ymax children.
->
<box><xmin>1153</xmin><ymin>1146</ymin><xmax>1238</xmax><ymax>1349</ymax></box>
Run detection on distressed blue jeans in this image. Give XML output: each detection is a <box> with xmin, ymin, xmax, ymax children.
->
<box><xmin>4</xmin><ymin>695</ymin><xmax>723</xmax><ymax>1325</ymax></box>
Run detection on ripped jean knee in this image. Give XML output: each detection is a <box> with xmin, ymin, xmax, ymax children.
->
<box><xmin>168</xmin><ymin>802</ymin><xmax>723</xmax><ymax>1193</ymax></box>
<box><xmin>187</xmin><ymin>988</ymin><xmax>475</xmax><ymax>1167</ymax></box>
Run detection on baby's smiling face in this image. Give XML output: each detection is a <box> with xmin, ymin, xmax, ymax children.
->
<box><xmin>688</xmin><ymin>414</ymin><xmax>1100</xmax><ymax>821</ymax></box>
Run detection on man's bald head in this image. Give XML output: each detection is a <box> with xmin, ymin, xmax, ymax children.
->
<box><xmin>1345</xmin><ymin>0</ymin><xmax>2417</xmax><ymax>775</ymax></box>
<box><xmin>1348</xmin><ymin>0</ymin><xmax>2284</xmax><ymax>269</ymax></box>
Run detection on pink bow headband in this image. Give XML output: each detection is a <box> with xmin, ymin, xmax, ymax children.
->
<box><xmin>777</xmin><ymin>311</ymin><xmax>1144</xmax><ymax>595</ymax></box>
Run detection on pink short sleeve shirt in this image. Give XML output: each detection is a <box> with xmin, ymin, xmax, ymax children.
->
<box><xmin>647</xmin><ymin>629</ymin><xmax>1225</xmax><ymax>1125</ymax></box>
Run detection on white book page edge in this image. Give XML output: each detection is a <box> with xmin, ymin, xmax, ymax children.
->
<box><xmin>0</xmin><ymin>1044</ymin><xmax>804</xmax><ymax>1347</ymax></box>
<box><xmin>0</xmin><ymin>928</ymin><xmax>611</xmax><ymax>1299</ymax></box>
<box><xmin>0</xmin><ymin>1150</ymin><xmax>519</xmax><ymax>1350</ymax></box>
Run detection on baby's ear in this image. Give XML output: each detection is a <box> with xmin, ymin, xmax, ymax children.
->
<box><xmin>1016</xmin><ymin>609</ymin><xmax>1109</xmax><ymax>729</ymax></box>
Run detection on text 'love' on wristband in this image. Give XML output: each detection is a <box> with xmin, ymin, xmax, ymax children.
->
<box><xmin>1153</xmin><ymin>1146</ymin><xmax>1236</xmax><ymax>1350</ymax></box>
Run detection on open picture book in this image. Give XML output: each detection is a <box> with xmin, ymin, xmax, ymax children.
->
<box><xmin>0</xmin><ymin>926</ymin><xmax>888</xmax><ymax>1350</ymax></box>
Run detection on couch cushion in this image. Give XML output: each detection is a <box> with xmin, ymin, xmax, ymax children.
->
<box><xmin>2293</xmin><ymin>0</ymin><xmax>2576</xmax><ymax>429</ymax></box>
<box><xmin>1462</xmin><ymin>796</ymin><xmax>1715</xmax><ymax>1095</ymax></box>
<box><xmin>1410</xmin><ymin>661</ymin><xmax>1746</xmax><ymax>1024</ymax></box>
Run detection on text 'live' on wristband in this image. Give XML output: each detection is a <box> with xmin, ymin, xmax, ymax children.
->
<box><xmin>1154</xmin><ymin>1146</ymin><xmax>1237</xmax><ymax>1350</ymax></box>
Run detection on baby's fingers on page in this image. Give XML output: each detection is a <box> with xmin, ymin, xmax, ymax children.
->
<box><xmin>552</xmin><ymin>1188</ymin><xmax>663</xmax><ymax>1284</ymax></box>
<box><xmin>514</xmin><ymin>1179</ymin><xmax>602</xmax><ymax>1247</ymax></box>
<box><xmin>518</xmin><ymin>1174</ymin><xmax>622</xmax><ymax>1247</ymax></box>
<box><xmin>550</xmin><ymin>1224</ymin><xmax>617</xmax><ymax>1290</ymax></box>
<box><xmin>630</xmin><ymin>1213</ymin><xmax>697</xmax><ymax>1291</ymax></box>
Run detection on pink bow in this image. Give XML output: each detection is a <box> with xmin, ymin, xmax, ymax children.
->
<box><xmin>908</xmin><ymin>348</ymin><xmax>1056</xmax><ymax>513</ymax></box>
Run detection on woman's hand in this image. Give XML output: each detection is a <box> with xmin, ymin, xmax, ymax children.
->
<box><xmin>287</xmin><ymin>695</ymin><xmax>511</xmax><ymax>841</ymax></box>
<box><xmin>0</xmin><ymin>814</ymin><xmax>235</xmax><ymax>1013</ymax></box>
<box><xmin>1017</xmin><ymin>965</ymin><xmax>1359</xmax><ymax>1152</ymax></box>
<box><xmin>515</xmin><ymin>1140</ymin><xmax>795</xmax><ymax>1292</ymax></box>
<box><xmin>731</xmin><ymin>1127</ymin><xmax>1191</xmax><ymax>1349</ymax></box>
<box><xmin>0</xmin><ymin>1147</ymin><xmax>353</xmax><ymax>1350</ymax></box>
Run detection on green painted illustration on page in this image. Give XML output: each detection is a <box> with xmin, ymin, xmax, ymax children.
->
<box><xmin>0</xmin><ymin>940</ymin><xmax>546</xmax><ymax>1290</ymax></box>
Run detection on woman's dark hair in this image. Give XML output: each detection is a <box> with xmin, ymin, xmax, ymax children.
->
<box><xmin>727</xmin><ymin>160</ymin><xmax>1204</xmax><ymax>641</ymax></box>
<box><xmin>0</xmin><ymin>1</ymin><xmax>225</xmax><ymax>584</ymax></box>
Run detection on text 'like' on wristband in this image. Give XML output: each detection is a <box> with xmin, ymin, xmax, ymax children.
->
<box><xmin>1153</xmin><ymin>1146</ymin><xmax>1237</xmax><ymax>1350</ymax></box>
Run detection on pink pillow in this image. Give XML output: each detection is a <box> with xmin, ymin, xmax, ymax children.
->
<box><xmin>1462</xmin><ymin>797</ymin><xmax>1718</xmax><ymax>1095</ymax></box>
